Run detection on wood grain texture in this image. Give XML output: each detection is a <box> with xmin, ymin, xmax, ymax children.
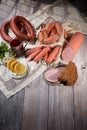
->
<box><xmin>0</xmin><ymin>89</ymin><xmax>25</xmax><ymax>130</ymax></box>
<box><xmin>74</xmin><ymin>37</ymin><xmax>87</xmax><ymax>130</ymax></box>
<box><xmin>22</xmin><ymin>75</ymin><xmax>49</xmax><ymax>130</ymax></box>
<box><xmin>22</xmin><ymin>75</ymin><xmax>75</xmax><ymax>130</ymax></box>
<box><xmin>48</xmin><ymin>86</ymin><xmax>74</xmax><ymax>130</ymax></box>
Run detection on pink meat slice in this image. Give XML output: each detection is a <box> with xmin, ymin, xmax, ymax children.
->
<box><xmin>44</xmin><ymin>67</ymin><xmax>65</xmax><ymax>83</ymax></box>
<box><xmin>61</xmin><ymin>46</ymin><xmax>75</xmax><ymax>62</ymax></box>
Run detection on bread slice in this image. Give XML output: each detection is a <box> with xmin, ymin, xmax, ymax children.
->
<box><xmin>58</xmin><ymin>61</ymin><xmax>78</xmax><ymax>85</ymax></box>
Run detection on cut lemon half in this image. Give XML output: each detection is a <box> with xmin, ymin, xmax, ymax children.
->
<box><xmin>14</xmin><ymin>63</ymin><xmax>27</xmax><ymax>75</ymax></box>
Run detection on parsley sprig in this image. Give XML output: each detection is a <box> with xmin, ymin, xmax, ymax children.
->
<box><xmin>0</xmin><ymin>42</ymin><xmax>13</xmax><ymax>59</ymax></box>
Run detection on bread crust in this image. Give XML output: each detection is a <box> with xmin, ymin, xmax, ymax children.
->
<box><xmin>58</xmin><ymin>61</ymin><xmax>78</xmax><ymax>85</ymax></box>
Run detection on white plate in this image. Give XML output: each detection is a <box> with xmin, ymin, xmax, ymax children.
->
<box><xmin>44</xmin><ymin>67</ymin><xmax>65</xmax><ymax>83</ymax></box>
<box><xmin>7</xmin><ymin>58</ymin><xmax>29</xmax><ymax>79</ymax></box>
<box><xmin>44</xmin><ymin>66</ymin><xmax>82</xmax><ymax>86</ymax></box>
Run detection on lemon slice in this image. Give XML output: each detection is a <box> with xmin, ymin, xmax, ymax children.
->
<box><xmin>14</xmin><ymin>63</ymin><xmax>27</xmax><ymax>75</ymax></box>
<box><xmin>7</xmin><ymin>59</ymin><xmax>16</xmax><ymax>70</ymax></box>
<box><xmin>10</xmin><ymin>60</ymin><xmax>19</xmax><ymax>72</ymax></box>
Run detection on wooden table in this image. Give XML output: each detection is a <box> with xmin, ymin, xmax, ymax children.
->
<box><xmin>0</xmin><ymin>0</ymin><xmax>87</xmax><ymax>130</ymax></box>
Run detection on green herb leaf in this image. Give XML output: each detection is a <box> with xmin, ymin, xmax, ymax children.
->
<box><xmin>0</xmin><ymin>42</ymin><xmax>13</xmax><ymax>59</ymax></box>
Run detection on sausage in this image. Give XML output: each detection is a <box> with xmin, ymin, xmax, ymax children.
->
<box><xmin>38</xmin><ymin>21</ymin><xmax>63</xmax><ymax>45</ymax></box>
<box><xmin>0</xmin><ymin>20</ymin><xmax>28</xmax><ymax>43</ymax></box>
<box><xmin>25</xmin><ymin>46</ymin><xmax>43</xmax><ymax>57</ymax></box>
<box><xmin>38</xmin><ymin>30</ymin><xmax>48</xmax><ymax>43</ymax></box>
<box><xmin>0</xmin><ymin>20</ymin><xmax>13</xmax><ymax>43</ymax></box>
<box><xmin>67</xmin><ymin>32</ymin><xmax>84</xmax><ymax>54</ymax></box>
<box><xmin>10</xmin><ymin>15</ymin><xmax>36</xmax><ymax>41</ymax></box>
<box><xmin>34</xmin><ymin>47</ymin><xmax>51</xmax><ymax>62</ymax></box>
<box><xmin>49</xmin><ymin>27</ymin><xmax>57</xmax><ymax>36</ymax></box>
<box><xmin>61</xmin><ymin>47</ymin><xmax>75</xmax><ymax>62</ymax></box>
<box><xmin>26</xmin><ymin>48</ymin><xmax>42</xmax><ymax>61</ymax></box>
<box><xmin>47</xmin><ymin>46</ymin><xmax>60</xmax><ymax>63</ymax></box>
<box><xmin>44</xmin><ymin>53</ymin><xmax>48</xmax><ymax>63</ymax></box>
<box><xmin>44</xmin><ymin>21</ymin><xmax>55</xmax><ymax>34</ymax></box>
<box><xmin>64</xmin><ymin>29</ymin><xmax>67</xmax><ymax>39</ymax></box>
<box><xmin>16</xmin><ymin>22</ymin><xmax>27</xmax><ymax>34</ymax></box>
<box><xmin>54</xmin><ymin>22</ymin><xmax>63</xmax><ymax>37</ymax></box>
<box><xmin>42</xmin><ymin>34</ymin><xmax>59</xmax><ymax>44</ymax></box>
<box><xmin>38</xmin><ymin>27</ymin><xmax>58</xmax><ymax>44</ymax></box>
<box><xmin>61</xmin><ymin>32</ymin><xmax>84</xmax><ymax>62</ymax></box>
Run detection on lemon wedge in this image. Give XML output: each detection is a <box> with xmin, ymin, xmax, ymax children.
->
<box><xmin>14</xmin><ymin>62</ymin><xmax>27</xmax><ymax>75</ymax></box>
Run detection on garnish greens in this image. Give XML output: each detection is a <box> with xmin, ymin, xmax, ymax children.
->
<box><xmin>0</xmin><ymin>42</ymin><xmax>13</xmax><ymax>59</ymax></box>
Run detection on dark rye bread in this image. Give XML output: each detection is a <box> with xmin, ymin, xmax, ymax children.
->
<box><xmin>58</xmin><ymin>61</ymin><xmax>78</xmax><ymax>85</ymax></box>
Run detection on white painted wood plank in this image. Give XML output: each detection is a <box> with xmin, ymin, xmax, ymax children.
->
<box><xmin>74</xmin><ymin>37</ymin><xmax>87</xmax><ymax>130</ymax></box>
<box><xmin>48</xmin><ymin>85</ymin><xmax>74</xmax><ymax>130</ymax></box>
<box><xmin>22</xmin><ymin>75</ymin><xmax>49</xmax><ymax>130</ymax></box>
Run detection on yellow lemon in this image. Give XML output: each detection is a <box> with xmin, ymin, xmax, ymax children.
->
<box><xmin>10</xmin><ymin>60</ymin><xmax>19</xmax><ymax>72</ymax></box>
<box><xmin>14</xmin><ymin>63</ymin><xmax>27</xmax><ymax>75</ymax></box>
<box><xmin>7</xmin><ymin>59</ymin><xmax>16</xmax><ymax>70</ymax></box>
